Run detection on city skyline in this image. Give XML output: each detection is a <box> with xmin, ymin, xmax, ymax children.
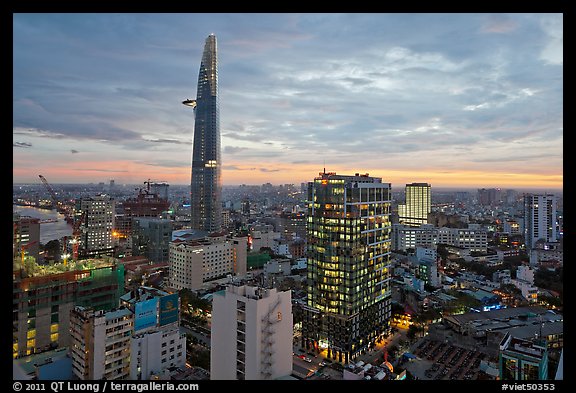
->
<box><xmin>13</xmin><ymin>13</ymin><xmax>563</xmax><ymax>189</ymax></box>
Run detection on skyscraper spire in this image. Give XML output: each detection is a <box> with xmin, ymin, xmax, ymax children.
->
<box><xmin>186</xmin><ymin>34</ymin><xmax>222</xmax><ymax>233</ymax></box>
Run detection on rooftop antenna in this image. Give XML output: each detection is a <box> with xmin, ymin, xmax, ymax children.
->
<box><xmin>323</xmin><ymin>159</ymin><xmax>326</xmax><ymax>174</ymax></box>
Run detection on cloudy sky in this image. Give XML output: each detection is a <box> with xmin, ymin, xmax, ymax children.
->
<box><xmin>13</xmin><ymin>13</ymin><xmax>563</xmax><ymax>189</ymax></box>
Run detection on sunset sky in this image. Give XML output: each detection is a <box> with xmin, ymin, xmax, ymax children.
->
<box><xmin>13</xmin><ymin>13</ymin><xmax>563</xmax><ymax>190</ymax></box>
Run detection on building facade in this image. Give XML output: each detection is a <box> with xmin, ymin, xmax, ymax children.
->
<box><xmin>210</xmin><ymin>285</ymin><xmax>293</xmax><ymax>380</ymax></box>
<box><xmin>131</xmin><ymin>218</ymin><xmax>172</xmax><ymax>264</ymax></box>
<box><xmin>120</xmin><ymin>287</ymin><xmax>186</xmax><ymax>380</ymax></box>
<box><xmin>524</xmin><ymin>194</ymin><xmax>558</xmax><ymax>262</ymax></box>
<box><xmin>12</xmin><ymin>262</ymin><xmax>124</xmax><ymax>359</ymax></box>
<box><xmin>189</xmin><ymin>34</ymin><xmax>222</xmax><ymax>233</ymax></box>
<box><xmin>169</xmin><ymin>233</ymin><xmax>247</xmax><ymax>290</ymax></box>
<box><xmin>398</xmin><ymin>183</ymin><xmax>431</xmax><ymax>227</ymax></box>
<box><xmin>392</xmin><ymin>223</ymin><xmax>437</xmax><ymax>251</ymax></box>
<box><xmin>77</xmin><ymin>195</ymin><xmax>115</xmax><ymax>258</ymax></box>
<box><xmin>13</xmin><ymin>214</ymin><xmax>41</xmax><ymax>262</ymax></box>
<box><xmin>302</xmin><ymin>172</ymin><xmax>392</xmax><ymax>364</ymax></box>
<box><xmin>499</xmin><ymin>334</ymin><xmax>548</xmax><ymax>380</ymax></box>
<box><xmin>70</xmin><ymin>306</ymin><xmax>133</xmax><ymax>380</ymax></box>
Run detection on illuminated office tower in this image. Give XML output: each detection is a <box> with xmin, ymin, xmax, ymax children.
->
<box><xmin>398</xmin><ymin>182</ymin><xmax>431</xmax><ymax>227</ymax></box>
<box><xmin>77</xmin><ymin>194</ymin><xmax>115</xmax><ymax>258</ymax></box>
<box><xmin>185</xmin><ymin>34</ymin><xmax>222</xmax><ymax>233</ymax></box>
<box><xmin>302</xmin><ymin>171</ymin><xmax>392</xmax><ymax>364</ymax></box>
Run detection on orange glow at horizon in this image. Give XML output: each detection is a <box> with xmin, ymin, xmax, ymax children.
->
<box><xmin>13</xmin><ymin>160</ymin><xmax>563</xmax><ymax>190</ymax></box>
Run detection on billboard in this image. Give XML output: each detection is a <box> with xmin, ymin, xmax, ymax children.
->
<box><xmin>159</xmin><ymin>293</ymin><xmax>179</xmax><ymax>326</ymax></box>
<box><xmin>134</xmin><ymin>298</ymin><xmax>158</xmax><ymax>331</ymax></box>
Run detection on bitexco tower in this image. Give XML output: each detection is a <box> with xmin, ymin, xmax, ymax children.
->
<box><xmin>183</xmin><ymin>34</ymin><xmax>222</xmax><ymax>233</ymax></box>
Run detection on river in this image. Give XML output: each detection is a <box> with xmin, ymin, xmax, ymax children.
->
<box><xmin>13</xmin><ymin>205</ymin><xmax>73</xmax><ymax>244</ymax></box>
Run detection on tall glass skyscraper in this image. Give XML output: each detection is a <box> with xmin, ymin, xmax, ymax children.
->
<box><xmin>398</xmin><ymin>182</ymin><xmax>431</xmax><ymax>227</ymax></box>
<box><xmin>302</xmin><ymin>171</ymin><xmax>392</xmax><ymax>364</ymax></box>
<box><xmin>187</xmin><ymin>34</ymin><xmax>222</xmax><ymax>233</ymax></box>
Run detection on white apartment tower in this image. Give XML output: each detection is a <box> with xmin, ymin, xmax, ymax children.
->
<box><xmin>524</xmin><ymin>194</ymin><xmax>558</xmax><ymax>253</ymax></box>
<box><xmin>210</xmin><ymin>285</ymin><xmax>293</xmax><ymax>380</ymax></box>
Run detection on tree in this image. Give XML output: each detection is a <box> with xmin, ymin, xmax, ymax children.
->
<box><xmin>43</xmin><ymin>239</ymin><xmax>61</xmax><ymax>261</ymax></box>
<box><xmin>407</xmin><ymin>325</ymin><xmax>418</xmax><ymax>341</ymax></box>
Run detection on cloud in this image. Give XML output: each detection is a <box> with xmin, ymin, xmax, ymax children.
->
<box><xmin>223</xmin><ymin>165</ymin><xmax>256</xmax><ymax>171</ymax></box>
<box><xmin>13</xmin><ymin>142</ymin><xmax>32</xmax><ymax>148</ymax></box>
<box><xmin>72</xmin><ymin>168</ymin><xmax>130</xmax><ymax>173</ymax></box>
<box><xmin>480</xmin><ymin>15</ymin><xmax>519</xmax><ymax>34</ymax></box>
<box><xmin>145</xmin><ymin>138</ymin><xmax>188</xmax><ymax>144</ymax></box>
<box><xmin>12</xmin><ymin>14</ymin><xmax>562</xmax><ymax>188</ymax></box>
<box><xmin>539</xmin><ymin>14</ymin><xmax>563</xmax><ymax>65</ymax></box>
<box><xmin>138</xmin><ymin>160</ymin><xmax>190</xmax><ymax>168</ymax></box>
<box><xmin>224</xmin><ymin>146</ymin><xmax>249</xmax><ymax>154</ymax></box>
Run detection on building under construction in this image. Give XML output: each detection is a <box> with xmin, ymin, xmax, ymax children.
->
<box><xmin>115</xmin><ymin>181</ymin><xmax>171</xmax><ymax>242</ymax></box>
<box><xmin>122</xmin><ymin>180</ymin><xmax>170</xmax><ymax>218</ymax></box>
<box><xmin>12</xmin><ymin>260</ymin><xmax>124</xmax><ymax>358</ymax></box>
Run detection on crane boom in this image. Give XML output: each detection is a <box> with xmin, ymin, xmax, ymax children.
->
<box><xmin>39</xmin><ymin>175</ymin><xmax>61</xmax><ymax>209</ymax></box>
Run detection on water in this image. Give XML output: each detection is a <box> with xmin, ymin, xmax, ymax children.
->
<box><xmin>13</xmin><ymin>205</ymin><xmax>73</xmax><ymax>244</ymax></box>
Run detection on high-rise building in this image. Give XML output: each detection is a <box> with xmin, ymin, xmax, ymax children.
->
<box><xmin>186</xmin><ymin>34</ymin><xmax>222</xmax><ymax>233</ymax></box>
<box><xmin>70</xmin><ymin>306</ymin><xmax>133</xmax><ymax>380</ymax></box>
<box><xmin>77</xmin><ymin>195</ymin><xmax>115</xmax><ymax>258</ymax></box>
<box><xmin>478</xmin><ymin>188</ymin><xmax>501</xmax><ymax>206</ymax></box>
<box><xmin>13</xmin><ymin>262</ymin><xmax>125</xmax><ymax>358</ymax></box>
<box><xmin>13</xmin><ymin>213</ymin><xmax>40</xmax><ymax>262</ymax></box>
<box><xmin>524</xmin><ymin>194</ymin><xmax>558</xmax><ymax>251</ymax></box>
<box><xmin>302</xmin><ymin>171</ymin><xmax>392</xmax><ymax>364</ymax></box>
<box><xmin>131</xmin><ymin>218</ymin><xmax>173</xmax><ymax>264</ymax></box>
<box><xmin>398</xmin><ymin>183</ymin><xmax>431</xmax><ymax>227</ymax></box>
<box><xmin>210</xmin><ymin>285</ymin><xmax>293</xmax><ymax>380</ymax></box>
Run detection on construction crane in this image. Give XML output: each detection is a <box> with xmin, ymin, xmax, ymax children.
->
<box><xmin>70</xmin><ymin>212</ymin><xmax>85</xmax><ymax>261</ymax></box>
<box><xmin>39</xmin><ymin>175</ymin><xmax>63</xmax><ymax>213</ymax></box>
<box><xmin>20</xmin><ymin>240</ymin><xmax>38</xmax><ymax>266</ymax></box>
<box><xmin>38</xmin><ymin>174</ymin><xmax>83</xmax><ymax>261</ymax></box>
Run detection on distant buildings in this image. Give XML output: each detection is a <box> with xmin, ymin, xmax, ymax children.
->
<box><xmin>210</xmin><ymin>285</ymin><xmax>293</xmax><ymax>380</ymax></box>
<box><xmin>302</xmin><ymin>172</ymin><xmax>392</xmax><ymax>363</ymax></box>
<box><xmin>398</xmin><ymin>183</ymin><xmax>431</xmax><ymax>227</ymax></box>
<box><xmin>478</xmin><ymin>188</ymin><xmax>501</xmax><ymax>206</ymax></box>
<box><xmin>392</xmin><ymin>223</ymin><xmax>487</xmax><ymax>252</ymax></box>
